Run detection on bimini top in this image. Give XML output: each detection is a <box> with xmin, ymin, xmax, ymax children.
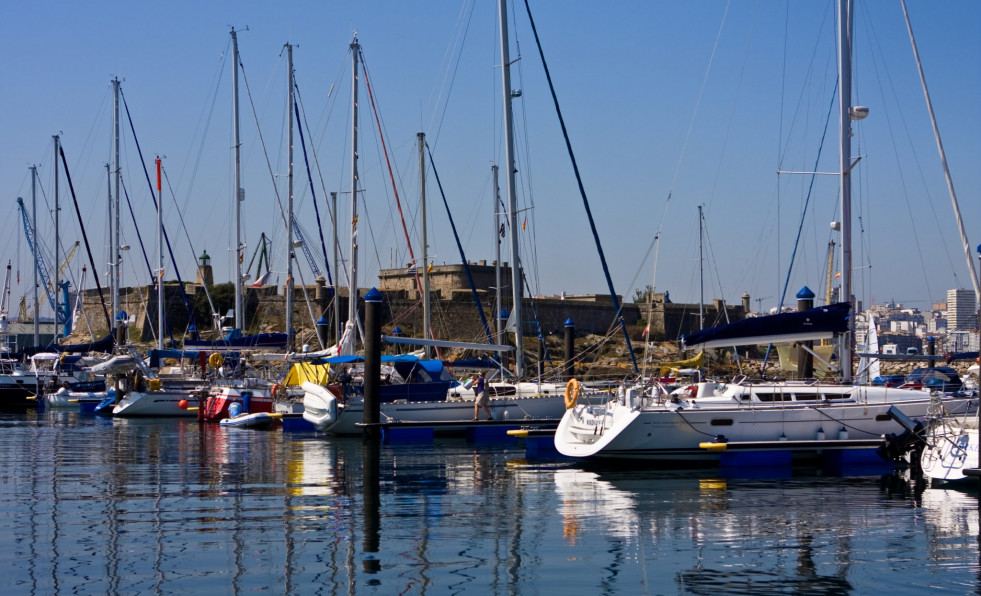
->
<box><xmin>682</xmin><ymin>302</ymin><xmax>851</xmax><ymax>350</ymax></box>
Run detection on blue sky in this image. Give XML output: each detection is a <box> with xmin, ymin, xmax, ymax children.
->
<box><xmin>1</xmin><ymin>1</ymin><xmax>978</xmax><ymax>327</ymax></box>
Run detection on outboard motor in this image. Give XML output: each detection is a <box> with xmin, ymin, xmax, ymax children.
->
<box><xmin>876</xmin><ymin>405</ymin><xmax>926</xmax><ymax>462</ymax></box>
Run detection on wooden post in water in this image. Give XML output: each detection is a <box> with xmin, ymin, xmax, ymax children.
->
<box><xmin>564</xmin><ymin>318</ymin><xmax>575</xmax><ymax>381</ymax></box>
<box><xmin>796</xmin><ymin>287</ymin><xmax>815</xmax><ymax>379</ymax></box>
<box><xmin>363</xmin><ymin>287</ymin><xmax>383</xmax><ymax>439</ymax></box>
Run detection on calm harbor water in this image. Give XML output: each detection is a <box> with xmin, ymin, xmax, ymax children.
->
<box><xmin>0</xmin><ymin>410</ymin><xmax>979</xmax><ymax>595</ymax></box>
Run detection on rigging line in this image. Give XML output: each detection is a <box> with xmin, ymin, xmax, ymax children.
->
<box><xmin>901</xmin><ymin>0</ymin><xmax>980</xmax><ymax>303</ymax></box>
<box><xmin>706</xmin><ymin>2</ymin><xmax>763</xmax><ymax>213</ymax></box>
<box><xmin>426</xmin><ymin>143</ymin><xmax>496</xmax><ymax>348</ymax></box>
<box><xmin>161</xmin><ymin>168</ymin><xmax>217</xmax><ymax>327</ymax></box>
<box><xmin>292</xmin><ymin>90</ymin><xmax>331</xmax><ymax>281</ymax></box>
<box><xmin>118</xmin><ymin>176</ymin><xmax>154</xmax><ymax>280</ymax></box>
<box><xmin>657</xmin><ymin>0</ymin><xmax>733</xmax><ymax>240</ymax></box>
<box><xmin>238</xmin><ymin>52</ymin><xmax>294</xmax><ymax>271</ymax></box>
<box><xmin>522</xmin><ymin>0</ymin><xmax>638</xmax><ymax>375</ymax></box>
<box><xmin>761</xmin><ymin>84</ymin><xmax>837</xmax><ymax>375</ymax></box>
<box><xmin>360</xmin><ymin>52</ymin><xmax>443</xmax><ymax>352</ymax></box>
<box><xmin>293</xmin><ymin>78</ymin><xmax>344</xmax><ymax>285</ymax></box>
<box><xmin>178</xmin><ymin>37</ymin><xmax>230</xmax><ymax>219</ymax></box>
<box><xmin>427</xmin><ymin>0</ymin><xmax>477</xmax><ymax>148</ymax></box>
<box><xmin>862</xmin><ymin>18</ymin><xmax>947</xmax><ymax>299</ymax></box>
<box><xmin>119</xmin><ymin>89</ymin><xmax>200</xmax><ymax>334</ymax></box>
<box><xmin>776</xmin><ymin>82</ymin><xmax>838</xmax><ymax>312</ymax></box>
<box><xmin>57</xmin><ymin>146</ymin><xmax>112</xmax><ymax>333</ymax></box>
<box><xmin>292</xmin><ymin>82</ymin><xmax>332</xmax><ymax>286</ymax></box>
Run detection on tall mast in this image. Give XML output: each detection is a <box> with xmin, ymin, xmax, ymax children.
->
<box><xmin>286</xmin><ymin>42</ymin><xmax>295</xmax><ymax>352</ymax></box>
<box><xmin>112</xmin><ymin>77</ymin><xmax>121</xmax><ymax>334</ymax></box>
<box><xmin>156</xmin><ymin>157</ymin><xmax>164</xmax><ymax>349</ymax></box>
<box><xmin>331</xmin><ymin>191</ymin><xmax>340</xmax><ymax>344</ymax></box>
<box><xmin>419</xmin><ymin>131</ymin><xmax>430</xmax><ymax>357</ymax></box>
<box><xmin>698</xmin><ymin>205</ymin><xmax>704</xmax><ymax>331</ymax></box>
<box><xmin>53</xmin><ymin>134</ymin><xmax>60</xmax><ymax>343</ymax></box>
<box><xmin>498</xmin><ymin>0</ymin><xmax>523</xmax><ymax>379</ymax></box>
<box><xmin>492</xmin><ymin>164</ymin><xmax>502</xmax><ymax>345</ymax></box>
<box><xmin>231</xmin><ymin>27</ymin><xmax>244</xmax><ymax>331</ymax></box>
<box><xmin>31</xmin><ymin>166</ymin><xmax>39</xmax><ymax>346</ymax></box>
<box><xmin>348</xmin><ymin>35</ymin><xmax>361</xmax><ymax>329</ymax></box>
<box><xmin>838</xmin><ymin>0</ymin><xmax>854</xmax><ymax>381</ymax></box>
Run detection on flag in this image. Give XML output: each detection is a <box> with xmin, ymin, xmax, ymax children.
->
<box><xmin>406</xmin><ymin>263</ymin><xmax>417</xmax><ymax>274</ymax></box>
<box><xmin>521</xmin><ymin>216</ymin><xmax>526</xmax><ymax>230</ymax></box>
<box><xmin>499</xmin><ymin>223</ymin><xmax>505</xmax><ymax>238</ymax></box>
<box><xmin>643</xmin><ymin>324</ymin><xmax>650</xmax><ymax>337</ymax></box>
<box><xmin>835</xmin><ymin>271</ymin><xmax>841</xmax><ymax>278</ymax></box>
<box><xmin>250</xmin><ymin>270</ymin><xmax>272</xmax><ymax>287</ymax></box>
<box><xmin>427</xmin><ymin>262</ymin><xmax>434</xmax><ymax>273</ymax></box>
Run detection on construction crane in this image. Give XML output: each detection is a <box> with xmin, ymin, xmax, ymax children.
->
<box><xmin>16</xmin><ymin>197</ymin><xmax>71</xmax><ymax>334</ymax></box>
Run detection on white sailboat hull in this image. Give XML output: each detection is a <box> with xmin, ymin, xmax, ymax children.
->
<box><xmin>921</xmin><ymin>421</ymin><xmax>979</xmax><ymax>483</ymax></box>
<box><xmin>302</xmin><ymin>380</ymin><xmax>571</xmax><ymax>435</ymax></box>
<box><xmin>555</xmin><ymin>383</ymin><xmax>976</xmax><ymax>462</ymax></box>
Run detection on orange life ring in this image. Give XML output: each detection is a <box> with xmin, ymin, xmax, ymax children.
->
<box><xmin>271</xmin><ymin>383</ymin><xmax>286</xmax><ymax>399</ymax></box>
<box><xmin>685</xmin><ymin>384</ymin><xmax>698</xmax><ymax>398</ymax></box>
<box><xmin>208</xmin><ymin>352</ymin><xmax>223</xmax><ymax>368</ymax></box>
<box><xmin>564</xmin><ymin>378</ymin><xmax>581</xmax><ymax>409</ymax></box>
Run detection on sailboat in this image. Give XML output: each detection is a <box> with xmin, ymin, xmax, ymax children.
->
<box><xmin>301</xmin><ymin>18</ymin><xmax>580</xmax><ymax>435</ymax></box>
<box><xmin>553</xmin><ymin>0</ymin><xmax>978</xmax><ymax>463</ymax></box>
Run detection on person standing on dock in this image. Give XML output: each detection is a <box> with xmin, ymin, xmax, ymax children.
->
<box><xmin>473</xmin><ymin>373</ymin><xmax>492</xmax><ymax>421</ymax></box>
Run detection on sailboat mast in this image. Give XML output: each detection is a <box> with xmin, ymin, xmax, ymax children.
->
<box><xmin>31</xmin><ymin>166</ymin><xmax>39</xmax><ymax>346</ymax></box>
<box><xmin>156</xmin><ymin>158</ymin><xmax>164</xmax><ymax>349</ymax></box>
<box><xmin>112</xmin><ymin>77</ymin><xmax>121</xmax><ymax>335</ymax></box>
<box><xmin>838</xmin><ymin>0</ymin><xmax>854</xmax><ymax>382</ymax></box>
<box><xmin>286</xmin><ymin>42</ymin><xmax>295</xmax><ymax>352</ymax></box>
<box><xmin>698</xmin><ymin>205</ymin><xmax>704</xmax><ymax>331</ymax></box>
<box><xmin>331</xmin><ymin>191</ymin><xmax>340</xmax><ymax>344</ymax></box>
<box><xmin>493</xmin><ymin>164</ymin><xmax>502</xmax><ymax>345</ymax></box>
<box><xmin>419</xmin><ymin>132</ymin><xmax>430</xmax><ymax>357</ymax></box>
<box><xmin>231</xmin><ymin>27</ymin><xmax>244</xmax><ymax>332</ymax></box>
<box><xmin>53</xmin><ymin>134</ymin><xmax>60</xmax><ymax>344</ymax></box>
<box><xmin>498</xmin><ymin>0</ymin><xmax>523</xmax><ymax>379</ymax></box>
<box><xmin>348</xmin><ymin>36</ymin><xmax>361</xmax><ymax>328</ymax></box>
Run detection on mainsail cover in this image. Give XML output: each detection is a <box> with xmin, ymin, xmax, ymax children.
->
<box><xmin>682</xmin><ymin>302</ymin><xmax>851</xmax><ymax>350</ymax></box>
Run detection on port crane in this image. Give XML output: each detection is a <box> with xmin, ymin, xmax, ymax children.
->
<box><xmin>16</xmin><ymin>197</ymin><xmax>74</xmax><ymax>336</ymax></box>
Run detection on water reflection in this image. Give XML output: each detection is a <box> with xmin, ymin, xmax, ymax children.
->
<box><xmin>1</xmin><ymin>412</ymin><xmax>980</xmax><ymax>594</ymax></box>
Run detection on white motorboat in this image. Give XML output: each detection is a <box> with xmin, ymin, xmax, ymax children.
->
<box><xmin>112</xmin><ymin>385</ymin><xmax>203</xmax><ymax>417</ymax></box>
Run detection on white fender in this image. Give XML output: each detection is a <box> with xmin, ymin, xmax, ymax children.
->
<box><xmin>301</xmin><ymin>382</ymin><xmax>338</xmax><ymax>431</ymax></box>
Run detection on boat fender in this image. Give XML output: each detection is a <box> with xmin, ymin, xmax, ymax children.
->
<box><xmin>208</xmin><ymin>352</ymin><xmax>224</xmax><ymax>368</ymax></box>
<box><xmin>564</xmin><ymin>378</ymin><xmax>581</xmax><ymax>409</ymax></box>
<box><xmin>229</xmin><ymin>402</ymin><xmax>242</xmax><ymax>418</ymax></box>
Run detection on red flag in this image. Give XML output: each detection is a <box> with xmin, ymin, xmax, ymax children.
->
<box><xmin>521</xmin><ymin>216</ymin><xmax>527</xmax><ymax>230</ymax></box>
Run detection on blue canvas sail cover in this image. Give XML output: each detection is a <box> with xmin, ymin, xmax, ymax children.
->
<box><xmin>682</xmin><ymin>302</ymin><xmax>851</xmax><ymax>350</ymax></box>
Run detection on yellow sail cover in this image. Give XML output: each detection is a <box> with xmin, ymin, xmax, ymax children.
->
<box><xmin>283</xmin><ymin>361</ymin><xmax>331</xmax><ymax>386</ymax></box>
<box><xmin>659</xmin><ymin>351</ymin><xmax>705</xmax><ymax>377</ymax></box>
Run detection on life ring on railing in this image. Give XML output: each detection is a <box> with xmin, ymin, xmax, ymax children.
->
<box><xmin>208</xmin><ymin>352</ymin><xmax>224</xmax><ymax>368</ymax></box>
<box><xmin>564</xmin><ymin>378</ymin><xmax>581</xmax><ymax>409</ymax></box>
<box><xmin>271</xmin><ymin>383</ymin><xmax>286</xmax><ymax>399</ymax></box>
<box><xmin>685</xmin><ymin>384</ymin><xmax>698</xmax><ymax>398</ymax></box>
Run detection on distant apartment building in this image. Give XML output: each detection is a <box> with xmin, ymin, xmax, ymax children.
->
<box><xmin>946</xmin><ymin>288</ymin><xmax>977</xmax><ymax>331</ymax></box>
